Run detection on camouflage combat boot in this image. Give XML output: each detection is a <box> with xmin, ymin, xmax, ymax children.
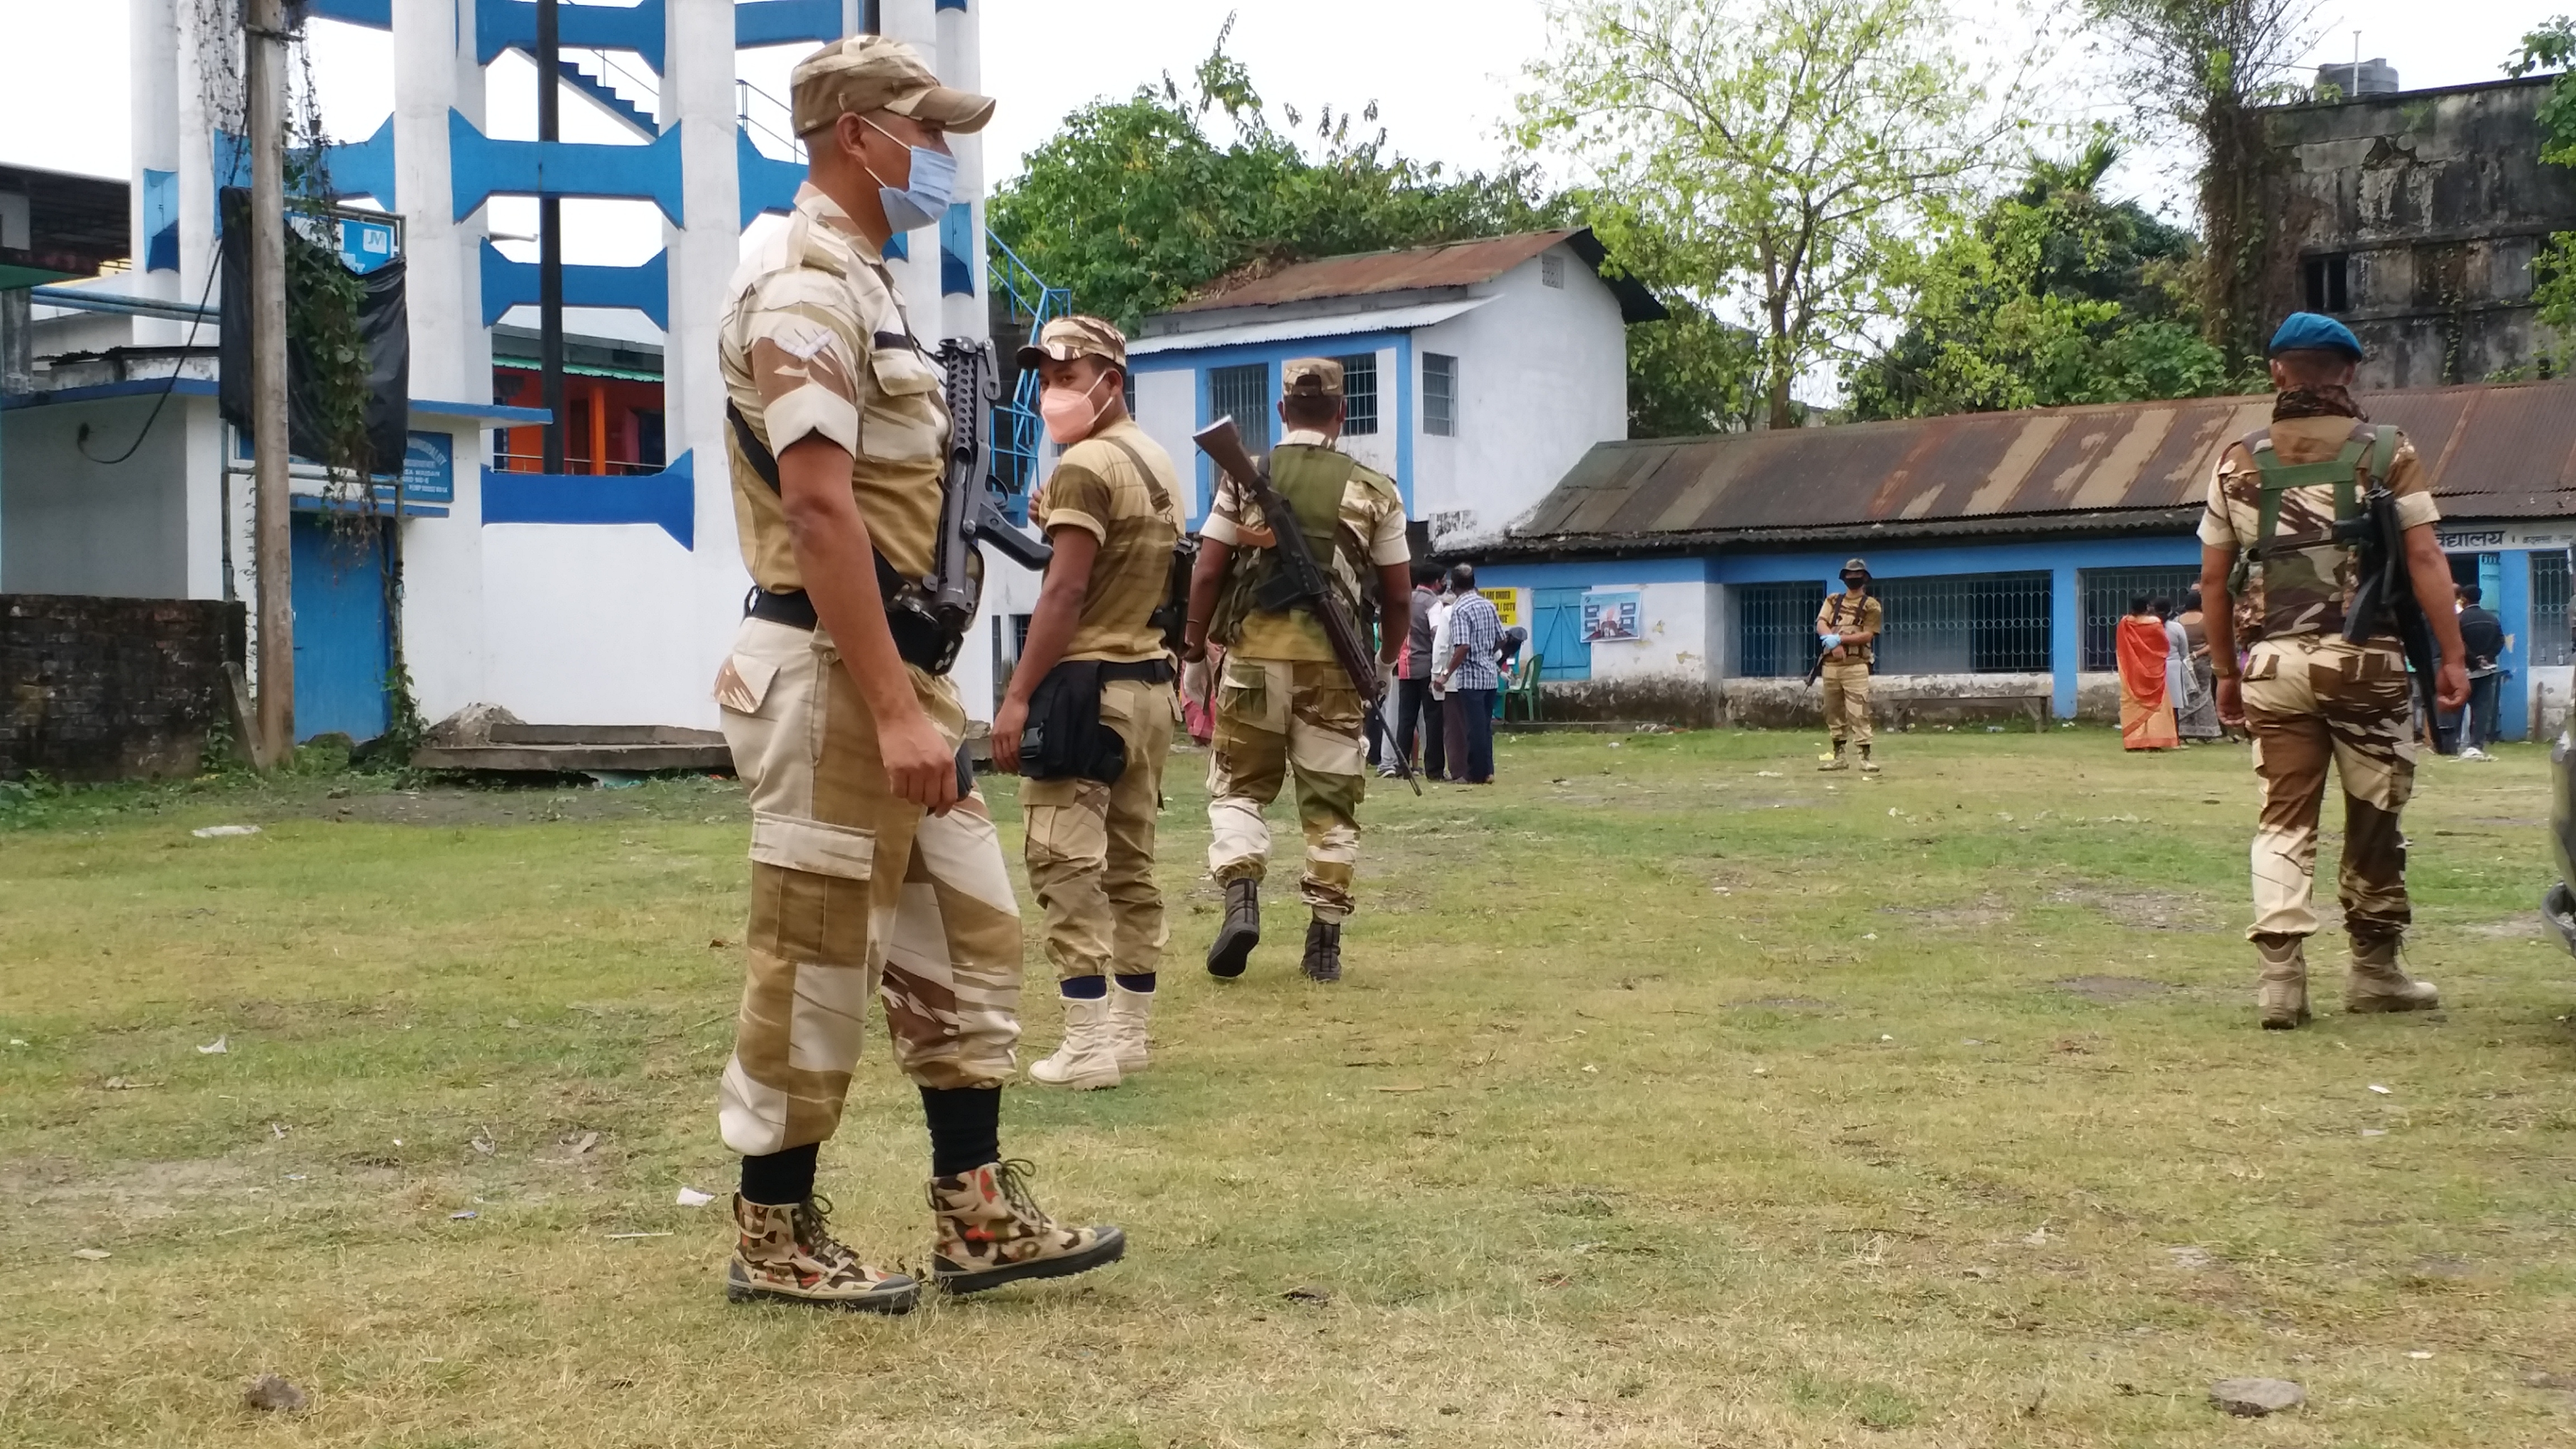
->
<box><xmin>927</xmin><ymin>1159</ymin><xmax>1126</xmax><ymax>1295</ymax></box>
<box><xmin>1026</xmin><ymin>993</ymin><xmax>1121</xmax><ymax>1090</ymax></box>
<box><xmin>1206</xmin><ymin>878</ymin><xmax>1261</xmax><ymax>979</ymax></box>
<box><xmin>1106</xmin><ymin>979</ymin><xmax>1153</xmax><ymax>1074</ymax></box>
<box><xmin>726</xmin><ymin>1194</ymin><xmax>920</xmax><ymax>1313</ymax></box>
<box><xmin>1859</xmin><ymin>743</ymin><xmax>1881</xmax><ymax>774</ymax></box>
<box><xmin>1817</xmin><ymin>741</ymin><xmax>1849</xmax><ymax>772</ymax></box>
<box><xmin>2345</xmin><ymin>930</ymin><xmax>2438</xmax><ymax>1014</ymax></box>
<box><xmin>2253</xmin><ymin>933</ymin><xmax>2309</xmax><ymax>1030</ymax></box>
<box><xmin>1301</xmin><ymin>917</ymin><xmax>1343</xmax><ymax>983</ymax></box>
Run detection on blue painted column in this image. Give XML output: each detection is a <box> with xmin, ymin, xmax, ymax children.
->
<box><xmin>2050</xmin><ymin>564</ymin><xmax>2080</xmax><ymax>719</ymax></box>
<box><xmin>2499</xmin><ymin>548</ymin><xmax>2535</xmax><ymax>741</ymax></box>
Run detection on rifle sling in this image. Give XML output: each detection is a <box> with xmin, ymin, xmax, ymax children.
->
<box><xmin>726</xmin><ymin>400</ymin><xmax>948</xmax><ymax>671</ymax></box>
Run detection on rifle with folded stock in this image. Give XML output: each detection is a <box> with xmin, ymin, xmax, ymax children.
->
<box><xmin>930</xmin><ymin>338</ymin><xmax>1053</xmax><ymax>638</ymax></box>
<box><xmin>2334</xmin><ymin>484</ymin><xmax>2457</xmax><ymax>756</ymax></box>
<box><xmin>1192</xmin><ymin>418</ymin><xmax>1419</xmax><ymax>796</ymax></box>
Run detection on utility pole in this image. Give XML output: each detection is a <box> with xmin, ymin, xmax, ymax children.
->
<box><xmin>538</xmin><ymin>0</ymin><xmax>566</xmax><ymax>474</ymax></box>
<box><xmin>245</xmin><ymin>0</ymin><xmax>294</xmax><ymax>768</ymax></box>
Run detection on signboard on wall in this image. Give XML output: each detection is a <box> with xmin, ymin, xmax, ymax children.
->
<box><xmin>1479</xmin><ymin>587</ymin><xmax>1520</xmax><ymax>627</ymax></box>
<box><xmin>1580</xmin><ymin>588</ymin><xmax>1642</xmax><ymax>643</ymax></box>
<box><xmin>2438</xmin><ymin>522</ymin><xmax>2576</xmax><ymax>552</ymax></box>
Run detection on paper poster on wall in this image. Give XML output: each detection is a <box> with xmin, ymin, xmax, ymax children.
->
<box><xmin>1478</xmin><ymin>587</ymin><xmax>1520</xmax><ymax>627</ymax></box>
<box><xmin>1580</xmin><ymin>589</ymin><xmax>1642</xmax><ymax>643</ymax></box>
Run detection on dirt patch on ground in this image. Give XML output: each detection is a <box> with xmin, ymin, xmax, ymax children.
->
<box><xmin>2055</xmin><ymin>975</ymin><xmax>2177</xmax><ymax>1003</ymax></box>
<box><xmin>0</xmin><ymin>1156</ymin><xmax>252</xmax><ymax>1218</ymax></box>
<box><xmin>2466</xmin><ymin>916</ymin><xmax>2546</xmax><ymax>939</ymax></box>
<box><xmin>2045</xmin><ymin>885</ymin><xmax>2224</xmax><ymax>932</ymax></box>
<box><xmin>1879</xmin><ymin>900</ymin><xmax>2016</xmax><ymax>929</ymax></box>
<box><xmin>1731</xmin><ymin>996</ymin><xmax>1834</xmax><ymax>1011</ymax></box>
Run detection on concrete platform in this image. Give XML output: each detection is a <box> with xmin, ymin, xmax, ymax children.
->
<box><xmin>411</xmin><ymin>723</ymin><xmax>731</xmax><ymax>774</ymax></box>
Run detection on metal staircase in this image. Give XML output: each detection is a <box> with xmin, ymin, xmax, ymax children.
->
<box><xmin>557</xmin><ymin>50</ymin><xmax>659</xmax><ymax>138</ymax></box>
<box><xmin>987</xmin><ymin>233</ymin><xmax>1071</xmax><ymax>522</ymax></box>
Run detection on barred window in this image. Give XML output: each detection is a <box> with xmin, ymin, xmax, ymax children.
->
<box><xmin>1207</xmin><ymin>364</ymin><xmax>1271</xmax><ymax>451</ymax></box>
<box><xmin>1876</xmin><ymin>572</ymin><xmax>2053</xmax><ymax>674</ymax></box>
<box><xmin>1335</xmin><ymin>353</ymin><xmax>1379</xmax><ymax>435</ymax></box>
<box><xmin>1423</xmin><ymin>353</ymin><xmax>1458</xmax><ymax>437</ymax></box>
<box><xmin>2079</xmin><ymin>566</ymin><xmax>2201</xmax><ymax>670</ymax></box>
<box><xmin>1734</xmin><ymin>581</ymin><xmax>1827</xmax><ymax>678</ymax></box>
<box><xmin>2535</xmin><ymin>551</ymin><xmax>2572</xmax><ymax>669</ymax></box>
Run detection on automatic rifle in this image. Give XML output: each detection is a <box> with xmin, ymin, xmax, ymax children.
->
<box><xmin>1193</xmin><ymin>418</ymin><xmax>1419</xmax><ymax>796</ymax></box>
<box><xmin>2334</xmin><ymin>484</ymin><xmax>2458</xmax><ymax>756</ymax></box>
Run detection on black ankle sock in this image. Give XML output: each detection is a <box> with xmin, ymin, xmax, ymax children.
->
<box><xmin>738</xmin><ymin>1142</ymin><xmax>818</xmax><ymax>1206</ymax></box>
<box><xmin>920</xmin><ymin>1086</ymin><xmax>1002</xmax><ymax>1178</ymax></box>
<box><xmin>1060</xmin><ymin>974</ymin><xmax>1109</xmax><ymax>1001</ymax></box>
<box><xmin>1114</xmin><ymin>972</ymin><xmax>1156</xmax><ymax>993</ymax></box>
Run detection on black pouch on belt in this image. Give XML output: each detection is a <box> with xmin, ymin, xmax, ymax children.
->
<box><xmin>1020</xmin><ymin>660</ymin><xmax>1173</xmax><ymax>784</ymax></box>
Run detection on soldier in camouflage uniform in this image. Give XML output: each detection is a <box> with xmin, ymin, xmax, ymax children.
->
<box><xmin>709</xmin><ymin>35</ymin><xmax>1122</xmax><ymax>1310</ymax></box>
<box><xmin>1183</xmin><ymin>358</ymin><xmax>1413</xmax><ymax>983</ymax></box>
<box><xmin>990</xmin><ymin>316</ymin><xmax>1185</xmax><ymax>1091</ymax></box>
<box><xmin>1815</xmin><ymin>558</ymin><xmax>1882</xmax><ymax>773</ymax></box>
<box><xmin>2199</xmin><ymin>313</ymin><xmax>2470</xmax><ymax>1030</ymax></box>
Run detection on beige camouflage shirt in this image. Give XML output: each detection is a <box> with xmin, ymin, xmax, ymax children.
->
<box><xmin>1033</xmin><ymin>419</ymin><xmax>1186</xmax><ymax>665</ymax></box>
<box><xmin>1813</xmin><ymin>591</ymin><xmax>1883</xmax><ymax>665</ymax></box>
<box><xmin>1201</xmin><ymin>429</ymin><xmax>1409</xmax><ymax>662</ymax></box>
<box><xmin>719</xmin><ymin>183</ymin><xmax>949</xmax><ymax>592</ymax></box>
<box><xmin>2196</xmin><ymin>415</ymin><xmax>2439</xmax><ymax>642</ymax></box>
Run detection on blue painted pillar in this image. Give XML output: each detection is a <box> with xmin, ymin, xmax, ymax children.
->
<box><xmin>2499</xmin><ymin>548</ymin><xmax>2535</xmax><ymax>741</ymax></box>
<box><xmin>2050</xmin><ymin>564</ymin><xmax>2081</xmax><ymax>719</ymax></box>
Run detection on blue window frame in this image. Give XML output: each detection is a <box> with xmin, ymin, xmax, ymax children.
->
<box><xmin>939</xmin><ymin>203</ymin><xmax>974</xmax><ymax>296</ymax></box>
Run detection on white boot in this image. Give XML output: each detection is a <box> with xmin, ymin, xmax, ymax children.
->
<box><xmin>1028</xmin><ymin>994</ymin><xmax>1122</xmax><ymax>1090</ymax></box>
<box><xmin>1107</xmin><ymin>981</ymin><xmax>1153</xmax><ymax>1074</ymax></box>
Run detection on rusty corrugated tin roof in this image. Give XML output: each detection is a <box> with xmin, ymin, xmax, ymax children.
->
<box><xmin>1508</xmin><ymin>380</ymin><xmax>2576</xmax><ymax>553</ymax></box>
<box><xmin>1161</xmin><ymin>228</ymin><xmax>1667</xmax><ymax>324</ymax></box>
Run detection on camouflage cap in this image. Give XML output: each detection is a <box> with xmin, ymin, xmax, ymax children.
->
<box><xmin>1281</xmin><ymin>357</ymin><xmax>1344</xmax><ymax>399</ymax></box>
<box><xmin>1015</xmin><ymin>315</ymin><xmax>1126</xmax><ymax>371</ymax></box>
<box><xmin>1840</xmin><ymin>557</ymin><xmax>1871</xmax><ymax>577</ymax></box>
<box><xmin>791</xmin><ymin>35</ymin><xmax>996</xmax><ymax>138</ymax></box>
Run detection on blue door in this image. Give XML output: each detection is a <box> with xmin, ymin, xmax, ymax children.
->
<box><xmin>289</xmin><ymin>513</ymin><xmax>391</xmax><ymax>742</ymax></box>
<box><xmin>1531</xmin><ymin>586</ymin><xmax>1593</xmax><ymax>681</ymax></box>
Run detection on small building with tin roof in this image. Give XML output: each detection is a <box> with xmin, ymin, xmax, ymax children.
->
<box><xmin>1471</xmin><ymin>379</ymin><xmax>2576</xmax><ymax>739</ymax></box>
<box><xmin>1120</xmin><ymin>229</ymin><xmax>1665</xmax><ymax>555</ymax></box>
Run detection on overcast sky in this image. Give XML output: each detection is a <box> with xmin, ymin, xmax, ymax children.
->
<box><xmin>0</xmin><ymin>0</ymin><xmax>2558</xmax><ymax>252</ymax></box>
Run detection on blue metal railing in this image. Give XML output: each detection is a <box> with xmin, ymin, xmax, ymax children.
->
<box><xmin>986</xmin><ymin>231</ymin><xmax>1070</xmax><ymax>522</ymax></box>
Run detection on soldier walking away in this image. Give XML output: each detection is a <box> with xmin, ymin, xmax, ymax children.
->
<box><xmin>2199</xmin><ymin>312</ymin><xmax>2470</xmax><ymax>1030</ymax></box>
<box><xmin>1816</xmin><ymin>560</ymin><xmax>1883</xmax><ymax>772</ymax></box>
<box><xmin>990</xmin><ymin>316</ymin><xmax>1185</xmax><ymax>1091</ymax></box>
<box><xmin>709</xmin><ymin>36</ymin><xmax>1121</xmax><ymax>1310</ymax></box>
<box><xmin>1183</xmin><ymin>358</ymin><xmax>1412</xmax><ymax>983</ymax></box>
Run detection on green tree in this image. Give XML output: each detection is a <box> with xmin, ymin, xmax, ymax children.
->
<box><xmin>988</xmin><ymin>31</ymin><xmax>1566</xmax><ymax>332</ymax></box>
<box><xmin>2083</xmin><ymin>0</ymin><xmax>2323</xmax><ymax>369</ymax></box>
<box><xmin>2508</xmin><ymin>16</ymin><xmax>2576</xmax><ymax>376</ymax></box>
<box><xmin>1517</xmin><ymin>0</ymin><xmax>2028</xmax><ymax>431</ymax></box>
<box><xmin>1848</xmin><ymin>139</ymin><xmax>2234</xmax><ymax>418</ymax></box>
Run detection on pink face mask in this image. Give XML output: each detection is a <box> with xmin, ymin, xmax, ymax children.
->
<box><xmin>1039</xmin><ymin>372</ymin><xmax>1114</xmax><ymax>446</ymax></box>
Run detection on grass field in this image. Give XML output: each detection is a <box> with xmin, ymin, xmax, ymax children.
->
<box><xmin>4</xmin><ymin>727</ymin><xmax>2573</xmax><ymax>1447</ymax></box>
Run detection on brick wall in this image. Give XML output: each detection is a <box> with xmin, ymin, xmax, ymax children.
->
<box><xmin>2</xmin><ymin>595</ymin><xmax>245</xmax><ymax>781</ymax></box>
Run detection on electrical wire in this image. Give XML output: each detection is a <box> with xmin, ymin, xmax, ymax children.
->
<box><xmin>75</xmin><ymin>238</ymin><xmax>228</xmax><ymax>467</ymax></box>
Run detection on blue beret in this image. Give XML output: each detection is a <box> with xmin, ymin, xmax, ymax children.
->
<box><xmin>2267</xmin><ymin>312</ymin><xmax>2364</xmax><ymax>359</ymax></box>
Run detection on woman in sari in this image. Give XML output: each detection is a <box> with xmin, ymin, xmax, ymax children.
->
<box><xmin>2116</xmin><ymin>595</ymin><xmax>2179</xmax><ymax>751</ymax></box>
<box><xmin>2172</xmin><ymin>589</ymin><xmax>2226</xmax><ymax>741</ymax></box>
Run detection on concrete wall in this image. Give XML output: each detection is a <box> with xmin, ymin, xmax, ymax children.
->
<box><xmin>0</xmin><ymin>394</ymin><xmax>219</xmax><ymax>599</ymax></box>
<box><xmin>2260</xmin><ymin>77</ymin><xmax>2576</xmax><ymax>389</ymax></box>
<box><xmin>2</xmin><ymin>593</ymin><xmax>243</xmax><ymax>780</ymax></box>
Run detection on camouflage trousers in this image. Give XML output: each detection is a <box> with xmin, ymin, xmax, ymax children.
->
<box><xmin>2241</xmin><ymin>634</ymin><xmax>2415</xmax><ymax>943</ymax></box>
<box><xmin>1207</xmin><ymin>655</ymin><xmax>1366</xmax><ymax>923</ymax></box>
<box><xmin>711</xmin><ymin>618</ymin><xmax>1023</xmax><ymax>1158</ymax></box>
<box><xmin>1821</xmin><ymin>658</ymin><xmax>1873</xmax><ymax>747</ymax></box>
<box><xmin>1022</xmin><ymin>675</ymin><xmax>1175</xmax><ymax>979</ymax></box>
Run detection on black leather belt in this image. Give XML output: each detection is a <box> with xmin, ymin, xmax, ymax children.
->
<box><xmin>1098</xmin><ymin>659</ymin><xmax>1176</xmax><ymax>685</ymax></box>
<box><xmin>742</xmin><ymin>585</ymin><xmax>951</xmax><ymax>674</ymax></box>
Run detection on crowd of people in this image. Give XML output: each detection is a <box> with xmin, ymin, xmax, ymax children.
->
<box><xmin>2116</xmin><ymin>592</ymin><xmax>2228</xmax><ymax>751</ymax></box>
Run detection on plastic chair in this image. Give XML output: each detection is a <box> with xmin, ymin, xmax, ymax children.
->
<box><xmin>1500</xmin><ymin>652</ymin><xmax>1543</xmax><ymax>722</ymax></box>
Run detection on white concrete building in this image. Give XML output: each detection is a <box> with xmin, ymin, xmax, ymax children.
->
<box><xmin>1123</xmin><ymin>230</ymin><xmax>1662</xmax><ymax>551</ymax></box>
<box><xmin>3</xmin><ymin>0</ymin><xmax>1034</xmax><ymax>747</ymax></box>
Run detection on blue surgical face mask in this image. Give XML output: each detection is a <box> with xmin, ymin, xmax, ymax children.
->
<box><xmin>861</xmin><ymin>116</ymin><xmax>956</xmax><ymax>234</ymax></box>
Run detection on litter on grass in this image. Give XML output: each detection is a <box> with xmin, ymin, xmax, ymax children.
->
<box><xmin>196</xmin><ymin>1035</ymin><xmax>229</xmax><ymax>1054</ymax></box>
<box><xmin>71</xmin><ymin>1248</ymin><xmax>111</xmax><ymax>1261</ymax></box>
<box><xmin>676</xmin><ymin>1187</ymin><xmax>717</xmax><ymax>1207</ymax></box>
<box><xmin>191</xmin><ymin>825</ymin><xmax>261</xmax><ymax>839</ymax></box>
